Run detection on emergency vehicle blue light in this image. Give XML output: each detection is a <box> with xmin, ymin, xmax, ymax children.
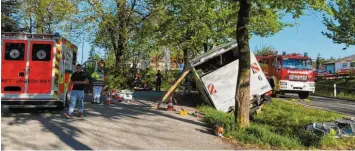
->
<box><xmin>54</xmin><ymin>32</ymin><xmax>60</xmax><ymax>37</ymax></box>
<box><xmin>304</xmin><ymin>52</ymin><xmax>308</xmax><ymax>57</ymax></box>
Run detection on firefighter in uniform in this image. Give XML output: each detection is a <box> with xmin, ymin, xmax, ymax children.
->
<box><xmin>91</xmin><ymin>63</ymin><xmax>105</xmax><ymax>104</ymax></box>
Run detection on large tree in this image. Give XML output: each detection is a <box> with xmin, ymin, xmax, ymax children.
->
<box><xmin>19</xmin><ymin>0</ymin><xmax>77</xmax><ymax>34</ymax></box>
<box><xmin>234</xmin><ymin>0</ymin><xmax>329</xmax><ymax>127</ymax></box>
<box><xmin>75</xmin><ymin>0</ymin><xmax>157</xmax><ymax>68</ymax></box>
<box><xmin>322</xmin><ymin>0</ymin><xmax>355</xmax><ymax>49</ymax></box>
<box><xmin>1</xmin><ymin>0</ymin><xmax>23</xmax><ymax>32</ymax></box>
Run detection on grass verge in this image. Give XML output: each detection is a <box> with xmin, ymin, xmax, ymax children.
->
<box><xmin>314</xmin><ymin>79</ymin><xmax>355</xmax><ymax>101</ymax></box>
<box><xmin>198</xmin><ymin>99</ymin><xmax>355</xmax><ymax>149</ymax></box>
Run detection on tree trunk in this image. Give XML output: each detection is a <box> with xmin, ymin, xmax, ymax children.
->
<box><xmin>116</xmin><ymin>0</ymin><xmax>128</xmax><ymax>69</ymax></box>
<box><xmin>235</xmin><ymin>0</ymin><xmax>251</xmax><ymax>128</ymax></box>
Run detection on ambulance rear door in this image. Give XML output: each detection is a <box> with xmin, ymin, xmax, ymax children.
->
<box><xmin>27</xmin><ymin>40</ymin><xmax>54</xmax><ymax>94</ymax></box>
<box><xmin>1</xmin><ymin>39</ymin><xmax>28</xmax><ymax>94</ymax></box>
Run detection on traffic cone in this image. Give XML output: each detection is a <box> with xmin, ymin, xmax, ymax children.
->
<box><xmin>167</xmin><ymin>94</ymin><xmax>174</xmax><ymax>111</ymax></box>
<box><xmin>105</xmin><ymin>92</ymin><xmax>112</xmax><ymax>105</ymax></box>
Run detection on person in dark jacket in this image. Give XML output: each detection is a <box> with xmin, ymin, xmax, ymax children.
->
<box><xmin>155</xmin><ymin>70</ymin><xmax>162</xmax><ymax>92</ymax></box>
<box><xmin>65</xmin><ymin>64</ymin><xmax>89</xmax><ymax>119</ymax></box>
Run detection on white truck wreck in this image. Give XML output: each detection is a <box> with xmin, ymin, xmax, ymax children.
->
<box><xmin>187</xmin><ymin>41</ymin><xmax>273</xmax><ymax>113</ymax></box>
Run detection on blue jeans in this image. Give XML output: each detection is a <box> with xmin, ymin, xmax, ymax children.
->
<box><xmin>68</xmin><ymin>90</ymin><xmax>85</xmax><ymax>115</ymax></box>
<box><xmin>93</xmin><ymin>86</ymin><xmax>103</xmax><ymax>102</ymax></box>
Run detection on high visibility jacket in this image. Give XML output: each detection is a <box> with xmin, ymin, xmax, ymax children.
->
<box><xmin>91</xmin><ymin>71</ymin><xmax>105</xmax><ymax>86</ymax></box>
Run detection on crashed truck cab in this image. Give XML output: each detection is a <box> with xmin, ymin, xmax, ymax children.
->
<box><xmin>187</xmin><ymin>41</ymin><xmax>272</xmax><ymax>113</ymax></box>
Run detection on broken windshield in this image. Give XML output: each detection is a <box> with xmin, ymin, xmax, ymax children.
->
<box><xmin>282</xmin><ymin>58</ymin><xmax>312</xmax><ymax>70</ymax></box>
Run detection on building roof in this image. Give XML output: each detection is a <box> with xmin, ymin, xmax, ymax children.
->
<box><xmin>324</xmin><ymin>54</ymin><xmax>355</xmax><ymax>65</ymax></box>
<box><xmin>341</xmin><ymin>54</ymin><xmax>355</xmax><ymax>61</ymax></box>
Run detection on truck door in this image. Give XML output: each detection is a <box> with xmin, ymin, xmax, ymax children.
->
<box><xmin>1</xmin><ymin>40</ymin><xmax>28</xmax><ymax>94</ymax></box>
<box><xmin>27</xmin><ymin>41</ymin><xmax>54</xmax><ymax>94</ymax></box>
<box><xmin>275</xmin><ymin>57</ymin><xmax>282</xmax><ymax>80</ymax></box>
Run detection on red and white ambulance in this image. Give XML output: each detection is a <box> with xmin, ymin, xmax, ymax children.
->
<box><xmin>1</xmin><ymin>32</ymin><xmax>78</xmax><ymax>109</ymax></box>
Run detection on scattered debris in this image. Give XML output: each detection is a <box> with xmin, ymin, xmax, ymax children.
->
<box><xmin>306</xmin><ymin>117</ymin><xmax>355</xmax><ymax>138</ymax></box>
<box><xmin>212</xmin><ymin>123</ymin><xmax>224</xmax><ymax>137</ymax></box>
<box><xmin>179</xmin><ymin>108</ymin><xmax>188</xmax><ymax>116</ymax></box>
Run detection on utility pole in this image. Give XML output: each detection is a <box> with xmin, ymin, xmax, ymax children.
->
<box><xmin>81</xmin><ymin>36</ymin><xmax>84</xmax><ymax>64</ymax></box>
<box><xmin>164</xmin><ymin>47</ymin><xmax>170</xmax><ymax>82</ymax></box>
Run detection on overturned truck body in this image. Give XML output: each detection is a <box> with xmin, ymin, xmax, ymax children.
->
<box><xmin>187</xmin><ymin>41</ymin><xmax>272</xmax><ymax>113</ymax></box>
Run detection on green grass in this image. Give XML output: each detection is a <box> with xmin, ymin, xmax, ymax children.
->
<box><xmin>314</xmin><ymin>79</ymin><xmax>355</xmax><ymax>100</ymax></box>
<box><xmin>198</xmin><ymin>100</ymin><xmax>355</xmax><ymax>149</ymax></box>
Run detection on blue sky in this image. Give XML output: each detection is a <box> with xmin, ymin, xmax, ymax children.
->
<box><xmin>250</xmin><ymin>12</ymin><xmax>354</xmax><ymax>60</ymax></box>
<box><xmin>77</xmin><ymin>11</ymin><xmax>354</xmax><ymax>63</ymax></box>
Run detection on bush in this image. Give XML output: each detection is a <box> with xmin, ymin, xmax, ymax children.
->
<box><xmin>139</xmin><ymin>67</ymin><xmax>180</xmax><ymax>91</ymax></box>
<box><xmin>314</xmin><ymin>79</ymin><xmax>355</xmax><ymax>100</ymax></box>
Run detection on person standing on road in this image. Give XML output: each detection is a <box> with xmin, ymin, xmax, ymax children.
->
<box><xmin>91</xmin><ymin>65</ymin><xmax>105</xmax><ymax>104</ymax></box>
<box><xmin>155</xmin><ymin>70</ymin><xmax>162</xmax><ymax>92</ymax></box>
<box><xmin>65</xmin><ymin>64</ymin><xmax>89</xmax><ymax>119</ymax></box>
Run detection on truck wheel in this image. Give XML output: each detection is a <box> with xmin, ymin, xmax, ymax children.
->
<box><xmin>56</xmin><ymin>103</ymin><xmax>65</xmax><ymax>110</ymax></box>
<box><xmin>298</xmin><ymin>91</ymin><xmax>310</xmax><ymax>99</ymax></box>
<box><xmin>269</xmin><ymin>79</ymin><xmax>279</xmax><ymax>98</ymax></box>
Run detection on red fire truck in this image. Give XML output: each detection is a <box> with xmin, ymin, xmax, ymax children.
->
<box><xmin>1</xmin><ymin>32</ymin><xmax>78</xmax><ymax>109</ymax></box>
<box><xmin>257</xmin><ymin>51</ymin><xmax>315</xmax><ymax>99</ymax></box>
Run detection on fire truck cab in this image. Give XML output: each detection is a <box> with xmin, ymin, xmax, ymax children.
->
<box><xmin>257</xmin><ymin>52</ymin><xmax>315</xmax><ymax>99</ymax></box>
<box><xmin>1</xmin><ymin>32</ymin><xmax>78</xmax><ymax>109</ymax></box>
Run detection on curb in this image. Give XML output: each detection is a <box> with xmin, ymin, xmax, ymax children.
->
<box><xmin>279</xmin><ymin>99</ymin><xmax>353</xmax><ymax>117</ymax></box>
<box><xmin>311</xmin><ymin>95</ymin><xmax>355</xmax><ymax>102</ymax></box>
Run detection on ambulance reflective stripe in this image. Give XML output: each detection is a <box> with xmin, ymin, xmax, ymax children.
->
<box><xmin>251</xmin><ymin>63</ymin><xmax>260</xmax><ymax>74</ymax></box>
<box><xmin>53</xmin><ymin>43</ymin><xmax>62</xmax><ymax>98</ymax></box>
<box><xmin>208</xmin><ymin>84</ymin><xmax>217</xmax><ymax>95</ymax></box>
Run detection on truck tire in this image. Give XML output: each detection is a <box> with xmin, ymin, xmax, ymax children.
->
<box><xmin>298</xmin><ymin>91</ymin><xmax>310</xmax><ymax>99</ymax></box>
<box><xmin>269</xmin><ymin>79</ymin><xmax>279</xmax><ymax>98</ymax></box>
<box><xmin>56</xmin><ymin>103</ymin><xmax>65</xmax><ymax>110</ymax></box>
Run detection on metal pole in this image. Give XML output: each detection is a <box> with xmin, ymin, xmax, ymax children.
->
<box><xmin>334</xmin><ymin>84</ymin><xmax>337</xmax><ymax>97</ymax></box>
<box><xmin>81</xmin><ymin>36</ymin><xmax>84</xmax><ymax>64</ymax></box>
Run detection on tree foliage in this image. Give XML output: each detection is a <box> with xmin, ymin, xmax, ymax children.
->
<box><xmin>19</xmin><ymin>0</ymin><xmax>77</xmax><ymax>34</ymax></box>
<box><xmin>253</xmin><ymin>45</ymin><xmax>275</xmax><ymax>56</ymax></box>
<box><xmin>234</xmin><ymin>0</ymin><xmax>330</xmax><ymax>128</ymax></box>
<box><xmin>1</xmin><ymin>0</ymin><xmax>24</xmax><ymax>32</ymax></box>
<box><xmin>322</xmin><ymin>0</ymin><xmax>355</xmax><ymax>49</ymax></box>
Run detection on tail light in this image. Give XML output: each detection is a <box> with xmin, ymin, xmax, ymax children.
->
<box><xmin>265</xmin><ymin>91</ymin><xmax>272</xmax><ymax>96</ymax></box>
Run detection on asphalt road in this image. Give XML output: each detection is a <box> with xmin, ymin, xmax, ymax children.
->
<box><xmin>281</xmin><ymin>93</ymin><xmax>355</xmax><ymax>117</ymax></box>
<box><xmin>1</xmin><ymin>91</ymin><xmax>234</xmax><ymax>150</ymax></box>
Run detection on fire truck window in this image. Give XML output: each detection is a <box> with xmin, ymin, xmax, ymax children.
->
<box><xmin>277</xmin><ymin>59</ymin><xmax>281</xmax><ymax>70</ymax></box>
<box><xmin>32</xmin><ymin>44</ymin><xmax>51</xmax><ymax>61</ymax></box>
<box><xmin>351</xmin><ymin>62</ymin><xmax>355</xmax><ymax>68</ymax></box>
<box><xmin>5</xmin><ymin>43</ymin><xmax>25</xmax><ymax>60</ymax></box>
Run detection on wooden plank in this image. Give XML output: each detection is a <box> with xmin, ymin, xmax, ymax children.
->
<box><xmin>159</xmin><ymin>69</ymin><xmax>190</xmax><ymax>104</ymax></box>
